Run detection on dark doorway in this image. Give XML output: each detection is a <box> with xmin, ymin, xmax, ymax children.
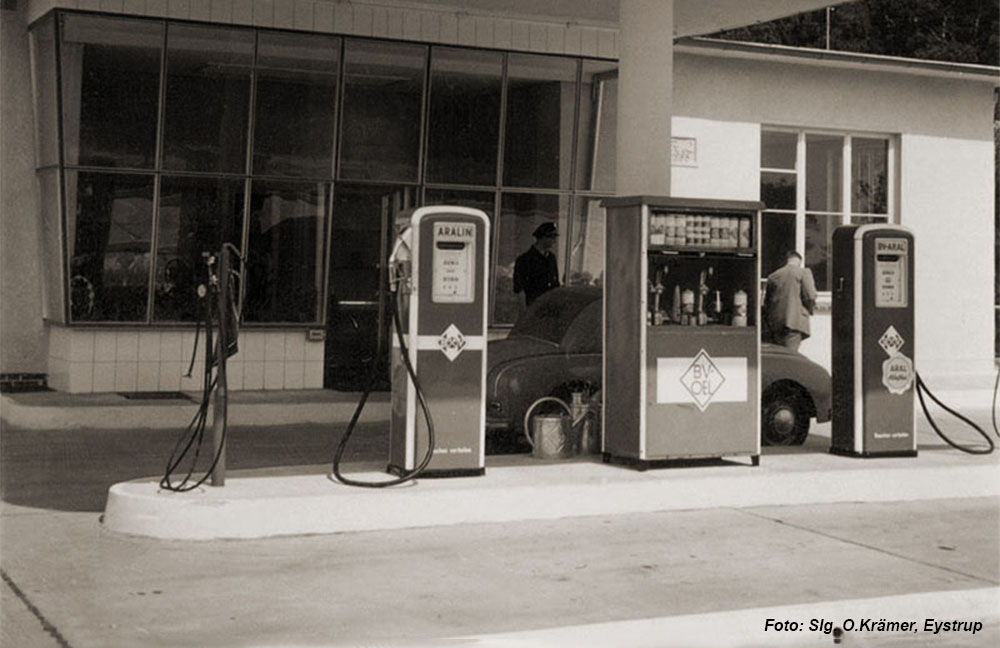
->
<box><xmin>324</xmin><ymin>185</ymin><xmax>416</xmax><ymax>391</ymax></box>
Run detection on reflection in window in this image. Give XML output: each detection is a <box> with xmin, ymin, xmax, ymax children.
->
<box><xmin>59</xmin><ymin>14</ymin><xmax>163</xmax><ymax>169</ymax></box>
<box><xmin>495</xmin><ymin>193</ymin><xmax>569</xmax><ymax>325</ymax></box>
<box><xmin>328</xmin><ymin>184</ymin><xmax>415</xmax><ymax>304</ymax></box>
<box><xmin>424</xmin><ymin>189</ymin><xmax>495</xmax><ymax>221</ymax></box>
<box><xmin>761</xmin><ymin>213</ymin><xmax>796</xmax><ymax>277</ymax></box>
<box><xmin>340</xmin><ymin>40</ymin><xmax>426</xmax><ymax>182</ymax></box>
<box><xmin>29</xmin><ymin>15</ymin><xmax>60</xmax><ymax>168</ymax></box>
<box><xmin>153</xmin><ymin>177</ymin><xmax>245</xmax><ymax>322</ymax></box>
<box><xmin>504</xmin><ymin>55</ymin><xmax>578</xmax><ymax>189</ymax></box>
<box><xmin>162</xmin><ymin>24</ymin><xmax>253</xmax><ymax>173</ymax></box>
<box><xmin>852</xmin><ymin>138</ymin><xmax>888</xmax><ymax>216</ymax></box>
<box><xmin>66</xmin><ymin>172</ymin><xmax>154</xmax><ymax>322</ymax></box>
<box><xmin>760</xmin><ymin>172</ymin><xmax>796</xmax><ymax>210</ymax></box>
<box><xmin>805</xmin><ymin>213</ymin><xmax>838</xmax><ymax>291</ymax></box>
<box><xmin>253</xmin><ymin>32</ymin><xmax>339</xmax><ymax>178</ymax></box>
<box><xmin>244</xmin><ymin>181</ymin><xmax>328</xmax><ymax>322</ymax></box>
<box><xmin>761</xmin><ymin>131</ymin><xmax>797</xmax><ymax>169</ymax></box>
<box><xmin>576</xmin><ymin>62</ymin><xmax>617</xmax><ymax>192</ymax></box>
<box><xmin>426</xmin><ymin>48</ymin><xmax>503</xmax><ymax>185</ymax></box>
<box><xmin>805</xmin><ymin>134</ymin><xmax>842</xmax><ymax>213</ymax></box>
<box><xmin>567</xmin><ymin>198</ymin><xmax>607</xmax><ymax>287</ymax></box>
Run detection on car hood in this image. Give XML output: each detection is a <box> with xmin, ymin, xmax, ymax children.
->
<box><xmin>488</xmin><ymin>336</ymin><xmax>560</xmax><ymax>369</ymax></box>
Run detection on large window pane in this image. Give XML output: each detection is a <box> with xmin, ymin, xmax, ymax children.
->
<box><xmin>244</xmin><ymin>181</ymin><xmax>328</xmax><ymax>322</ymax></box>
<box><xmin>495</xmin><ymin>193</ymin><xmax>569</xmax><ymax>325</ymax></box>
<box><xmin>424</xmin><ymin>189</ymin><xmax>495</xmax><ymax>220</ymax></box>
<box><xmin>29</xmin><ymin>15</ymin><xmax>60</xmax><ymax>168</ymax></box>
<box><xmin>162</xmin><ymin>24</ymin><xmax>253</xmax><ymax>173</ymax></box>
<box><xmin>760</xmin><ymin>171</ymin><xmax>796</xmax><ymax>210</ymax></box>
<box><xmin>426</xmin><ymin>48</ymin><xmax>502</xmax><ymax>185</ymax></box>
<box><xmin>503</xmin><ymin>55</ymin><xmax>578</xmax><ymax>190</ymax></box>
<box><xmin>805</xmin><ymin>134</ymin><xmax>843</xmax><ymax>213</ymax></box>
<box><xmin>66</xmin><ymin>172</ymin><xmax>154</xmax><ymax>322</ymax></box>
<box><xmin>568</xmin><ymin>198</ymin><xmax>606</xmax><ymax>287</ymax></box>
<box><xmin>253</xmin><ymin>32</ymin><xmax>339</xmax><ymax>178</ymax></box>
<box><xmin>60</xmin><ymin>15</ymin><xmax>163</xmax><ymax>169</ymax></box>
<box><xmin>852</xmin><ymin>137</ymin><xmax>888</xmax><ymax>215</ymax></box>
<box><xmin>805</xmin><ymin>213</ymin><xmax>838</xmax><ymax>291</ymax></box>
<box><xmin>340</xmin><ymin>40</ymin><xmax>425</xmax><ymax>182</ymax></box>
<box><xmin>328</xmin><ymin>184</ymin><xmax>415</xmax><ymax>304</ymax></box>
<box><xmin>576</xmin><ymin>61</ymin><xmax>617</xmax><ymax>192</ymax></box>
<box><xmin>761</xmin><ymin>131</ymin><xmax>796</xmax><ymax>169</ymax></box>
<box><xmin>761</xmin><ymin>212</ymin><xmax>796</xmax><ymax>279</ymax></box>
<box><xmin>153</xmin><ymin>177</ymin><xmax>245</xmax><ymax>322</ymax></box>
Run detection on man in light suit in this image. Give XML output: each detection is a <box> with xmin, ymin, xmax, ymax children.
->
<box><xmin>763</xmin><ymin>250</ymin><xmax>817</xmax><ymax>352</ymax></box>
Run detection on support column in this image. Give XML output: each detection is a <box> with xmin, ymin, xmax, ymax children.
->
<box><xmin>617</xmin><ymin>0</ymin><xmax>674</xmax><ymax>196</ymax></box>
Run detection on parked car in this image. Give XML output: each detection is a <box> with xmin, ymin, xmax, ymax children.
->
<box><xmin>486</xmin><ymin>286</ymin><xmax>831</xmax><ymax>452</ymax></box>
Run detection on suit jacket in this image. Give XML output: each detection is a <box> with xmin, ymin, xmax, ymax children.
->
<box><xmin>513</xmin><ymin>246</ymin><xmax>559</xmax><ymax>306</ymax></box>
<box><xmin>765</xmin><ymin>263</ymin><xmax>817</xmax><ymax>338</ymax></box>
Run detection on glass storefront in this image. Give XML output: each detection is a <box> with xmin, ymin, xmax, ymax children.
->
<box><xmin>30</xmin><ymin>10</ymin><xmax>617</xmax><ymax>387</ymax></box>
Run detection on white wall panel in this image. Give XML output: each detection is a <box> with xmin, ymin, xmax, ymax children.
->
<box><xmin>670</xmin><ymin>117</ymin><xmax>759</xmax><ymax>202</ymax></box>
<box><xmin>900</xmin><ymin>135</ymin><xmax>995</xmax><ymax>375</ymax></box>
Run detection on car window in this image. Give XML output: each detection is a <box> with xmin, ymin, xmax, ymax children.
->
<box><xmin>509</xmin><ymin>288</ymin><xmax>601</xmax><ymax>344</ymax></box>
<box><xmin>561</xmin><ymin>299</ymin><xmax>602</xmax><ymax>353</ymax></box>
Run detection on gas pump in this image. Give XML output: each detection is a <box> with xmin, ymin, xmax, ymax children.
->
<box><xmin>332</xmin><ymin>206</ymin><xmax>490</xmax><ymax>485</ymax></box>
<box><xmin>831</xmin><ymin>225</ymin><xmax>917</xmax><ymax>457</ymax></box>
<box><xmin>387</xmin><ymin>207</ymin><xmax>490</xmax><ymax>477</ymax></box>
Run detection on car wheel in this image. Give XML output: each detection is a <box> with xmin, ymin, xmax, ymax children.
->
<box><xmin>762</xmin><ymin>385</ymin><xmax>810</xmax><ymax>446</ymax></box>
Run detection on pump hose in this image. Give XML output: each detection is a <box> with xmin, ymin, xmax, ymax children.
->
<box><xmin>331</xmin><ymin>287</ymin><xmax>436</xmax><ymax>488</ymax></box>
<box><xmin>914</xmin><ymin>370</ymin><xmax>999</xmax><ymax>455</ymax></box>
<box><xmin>160</xmin><ymin>246</ymin><xmax>242</xmax><ymax>492</ymax></box>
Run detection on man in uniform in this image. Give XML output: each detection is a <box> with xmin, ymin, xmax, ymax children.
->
<box><xmin>763</xmin><ymin>250</ymin><xmax>817</xmax><ymax>351</ymax></box>
<box><xmin>513</xmin><ymin>222</ymin><xmax>560</xmax><ymax>307</ymax></box>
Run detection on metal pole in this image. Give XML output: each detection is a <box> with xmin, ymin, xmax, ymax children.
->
<box><xmin>211</xmin><ymin>247</ymin><xmax>229</xmax><ymax>487</ymax></box>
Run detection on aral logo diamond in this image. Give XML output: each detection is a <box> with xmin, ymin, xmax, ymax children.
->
<box><xmin>437</xmin><ymin>324</ymin><xmax>467</xmax><ymax>362</ymax></box>
<box><xmin>878</xmin><ymin>325</ymin><xmax>905</xmax><ymax>357</ymax></box>
<box><xmin>680</xmin><ymin>349</ymin><xmax>725</xmax><ymax>411</ymax></box>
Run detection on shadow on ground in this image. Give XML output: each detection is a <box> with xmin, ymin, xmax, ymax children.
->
<box><xmin>0</xmin><ymin>423</ymin><xmax>388</xmax><ymax>513</ymax></box>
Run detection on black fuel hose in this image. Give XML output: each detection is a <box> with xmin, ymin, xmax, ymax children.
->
<box><xmin>160</xmin><ymin>246</ymin><xmax>241</xmax><ymax>492</ymax></box>
<box><xmin>331</xmin><ymin>286</ymin><xmax>436</xmax><ymax>488</ymax></box>
<box><xmin>160</xmin><ymin>285</ymin><xmax>225</xmax><ymax>491</ymax></box>
<box><xmin>915</xmin><ymin>370</ymin><xmax>999</xmax><ymax>455</ymax></box>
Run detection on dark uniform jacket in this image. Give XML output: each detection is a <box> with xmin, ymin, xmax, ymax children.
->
<box><xmin>513</xmin><ymin>246</ymin><xmax>559</xmax><ymax>306</ymax></box>
<box><xmin>764</xmin><ymin>263</ymin><xmax>818</xmax><ymax>338</ymax></box>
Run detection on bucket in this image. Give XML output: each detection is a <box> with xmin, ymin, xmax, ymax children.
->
<box><xmin>524</xmin><ymin>397</ymin><xmax>574</xmax><ymax>460</ymax></box>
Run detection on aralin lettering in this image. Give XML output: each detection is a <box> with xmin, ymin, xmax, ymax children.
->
<box><xmin>437</xmin><ymin>224</ymin><xmax>474</xmax><ymax>238</ymax></box>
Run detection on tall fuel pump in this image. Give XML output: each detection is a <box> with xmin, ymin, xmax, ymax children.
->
<box><xmin>387</xmin><ymin>207</ymin><xmax>490</xmax><ymax>477</ymax></box>
<box><xmin>831</xmin><ymin>225</ymin><xmax>917</xmax><ymax>457</ymax></box>
<box><xmin>333</xmin><ymin>205</ymin><xmax>490</xmax><ymax>485</ymax></box>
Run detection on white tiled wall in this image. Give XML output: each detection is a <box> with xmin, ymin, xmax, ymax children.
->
<box><xmin>26</xmin><ymin>0</ymin><xmax>619</xmax><ymax>59</ymax></box>
<box><xmin>47</xmin><ymin>326</ymin><xmax>325</xmax><ymax>393</ymax></box>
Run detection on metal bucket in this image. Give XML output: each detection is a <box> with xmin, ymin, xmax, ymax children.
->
<box><xmin>531</xmin><ymin>414</ymin><xmax>573</xmax><ymax>459</ymax></box>
<box><xmin>524</xmin><ymin>397</ymin><xmax>574</xmax><ymax>460</ymax></box>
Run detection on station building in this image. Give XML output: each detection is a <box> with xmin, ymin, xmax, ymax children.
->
<box><xmin>1</xmin><ymin>0</ymin><xmax>996</xmax><ymax>394</ymax></box>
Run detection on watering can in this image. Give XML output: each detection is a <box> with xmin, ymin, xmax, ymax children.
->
<box><xmin>523</xmin><ymin>397</ymin><xmax>573</xmax><ymax>460</ymax></box>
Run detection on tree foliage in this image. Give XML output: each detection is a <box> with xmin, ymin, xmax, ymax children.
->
<box><xmin>713</xmin><ymin>0</ymin><xmax>999</xmax><ymax>66</ymax></box>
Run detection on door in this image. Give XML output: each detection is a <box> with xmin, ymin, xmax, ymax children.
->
<box><xmin>325</xmin><ymin>184</ymin><xmax>416</xmax><ymax>390</ymax></box>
